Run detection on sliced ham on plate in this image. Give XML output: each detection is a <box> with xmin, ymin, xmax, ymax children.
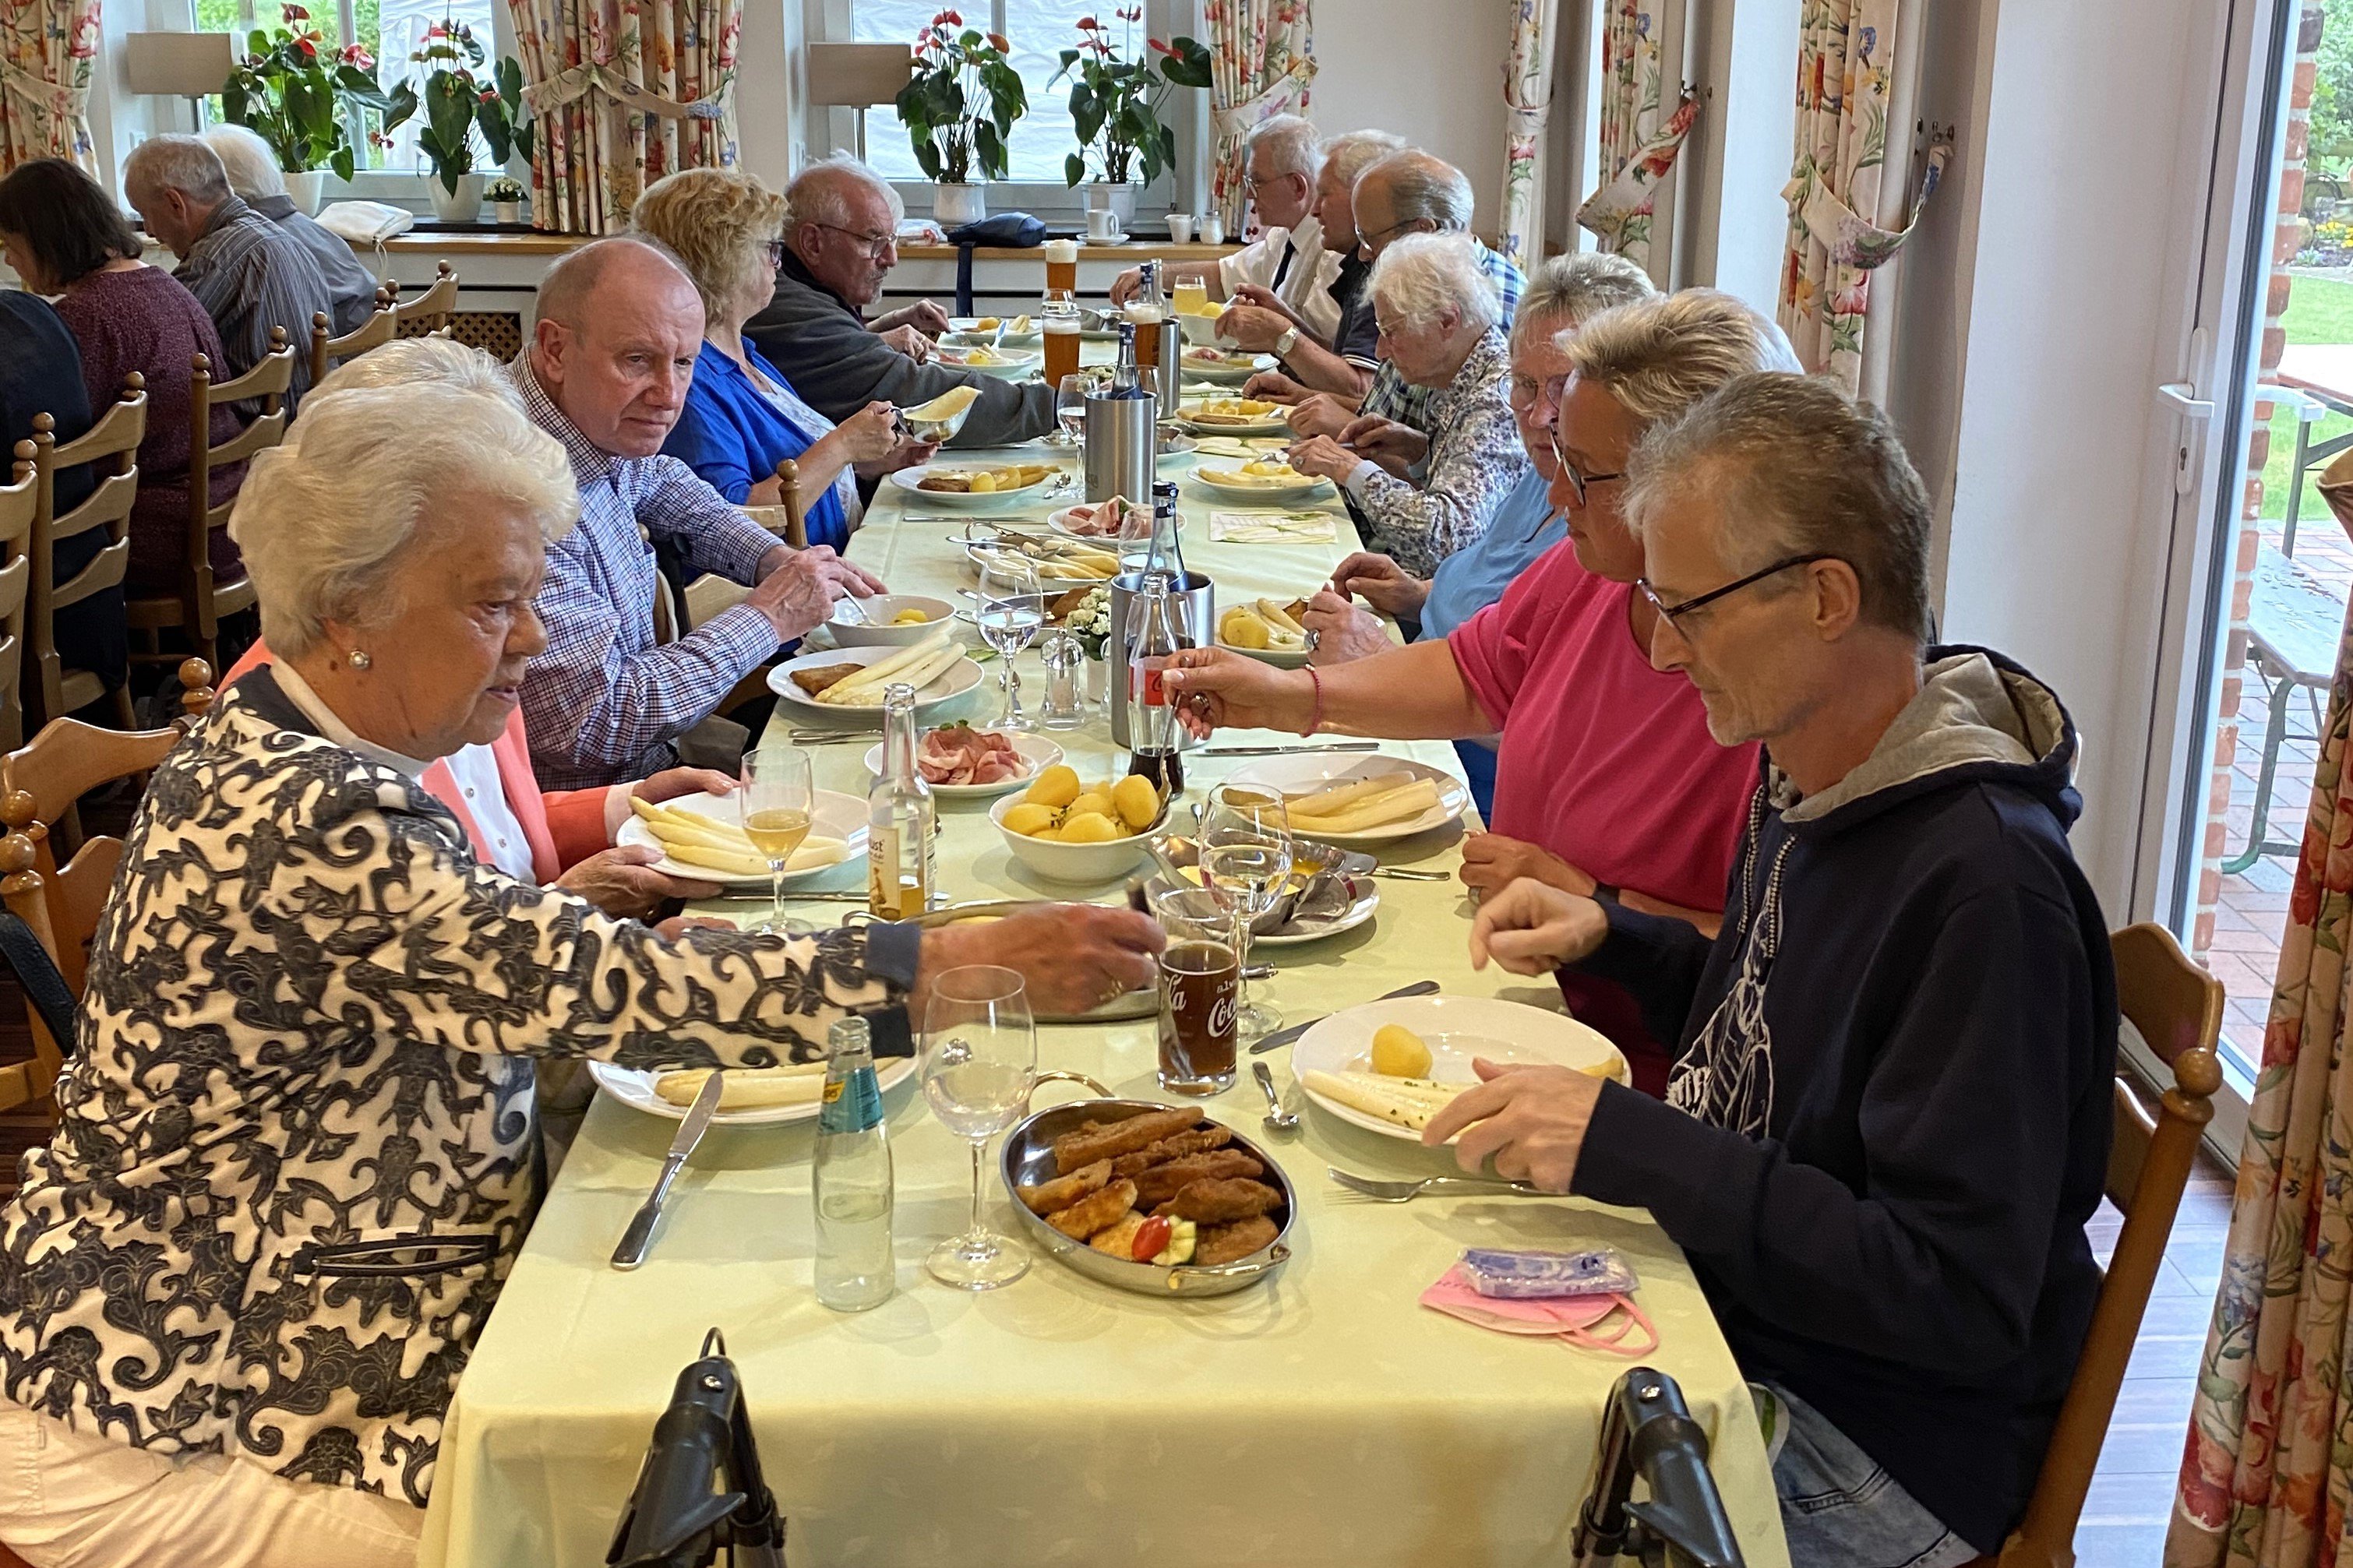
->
<box><xmin>917</xmin><ymin>724</ymin><xmax>1028</xmax><ymax>786</ymax></box>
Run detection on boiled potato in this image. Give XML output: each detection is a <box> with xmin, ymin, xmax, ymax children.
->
<box><xmin>1057</xmin><ymin>812</ymin><xmax>1122</xmax><ymax>844</ymax></box>
<box><xmin>1370</xmin><ymin>1024</ymin><xmax>1433</xmax><ymax>1079</ymax></box>
<box><xmin>969</xmin><ymin>471</ymin><xmax>999</xmax><ymax>494</ymax></box>
<box><xmin>1002</xmin><ymin>802</ymin><xmax>1058</xmax><ymax>837</ymax></box>
<box><xmin>1025</xmin><ymin>766</ymin><xmax>1081</xmax><ymax>809</ymax></box>
<box><xmin>1066</xmin><ymin>790</ymin><xmax>1115</xmax><ymax>823</ymax></box>
<box><xmin>1111</xmin><ymin>775</ymin><xmax>1160</xmax><ymax>832</ymax></box>
<box><xmin>1221</xmin><ymin>608</ymin><xmax>1269</xmax><ymax>650</ymax></box>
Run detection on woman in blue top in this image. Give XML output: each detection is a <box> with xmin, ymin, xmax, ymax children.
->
<box><xmin>634</xmin><ymin>167</ymin><xmax>932</xmax><ymax>551</ymax></box>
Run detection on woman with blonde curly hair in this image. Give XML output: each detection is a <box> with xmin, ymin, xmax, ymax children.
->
<box><xmin>633</xmin><ymin>167</ymin><xmax>931</xmax><ymax>548</ymax></box>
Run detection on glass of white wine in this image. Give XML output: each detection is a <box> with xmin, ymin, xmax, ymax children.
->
<box><xmin>975</xmin><ymin>555</ymin><xmax>1046</xmax><ymax>730</ymax></box>
<box><xmin>739</xmin><ymin>747</ymin><xmax>815</xmax><ymax>932</ymax></box>
<box><xmin>1200</xmin><ymin>784</ymin><xmax>1294</xmax><ymax>1041</ymax></box>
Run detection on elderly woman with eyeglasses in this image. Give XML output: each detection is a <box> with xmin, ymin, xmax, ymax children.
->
<box><xmin>1166</xmin><ymin>290</ymin><xmax>1791</xmax><ymax>1094</ymax></box>
<box><xmin>1282</xmin><ymin>233</ymin><xmax>1526</xmax><ymax>578</ymax></box>
<box><xmin>632</xmin><ymin>167</ymin><xmax>933</xmax><ymax>549</ymax></box>
<box><xmin>0</xmin><ymin>381</ymin><xmax>1162</xmax><ymax>1568</ymax></box>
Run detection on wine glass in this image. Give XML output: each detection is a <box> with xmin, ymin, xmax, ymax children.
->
<box><xmin>1057</xmin><ymin>373</ymin><xmax>1092</xmax><ymax>445</ymax></box>
<box><xmin>1200</xmin><ymin>784</ymin><xmax>1294</xmax><ymax>1041</ymax></box>
<box><xmin>975</xmin><ymin>555</ymin><xmax>1046</xmax><ymax>730</ymax></box>
<box><xmin>922</xmin><ymin>966</ymin><xmax>1037</xmax><ymax>1290</ymax></box>
<box><xmin>738</xmin><ymin>747</ymin><xmax>815</xmax><ymax>932</ymax></box>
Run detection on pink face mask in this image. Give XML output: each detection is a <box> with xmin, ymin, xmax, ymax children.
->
<box><xmin>1419</xmin><ymin>1265</ymin><xmax>1658</xmax><ymax>1356</ymax></box>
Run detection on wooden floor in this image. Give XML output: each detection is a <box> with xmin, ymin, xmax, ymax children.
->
<box><xmin>2076</xmin><ymin>1155</ymin><xmax>2235</xmax><ymax>1566</ymax></box>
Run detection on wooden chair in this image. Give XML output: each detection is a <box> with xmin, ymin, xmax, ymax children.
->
<box><xmin>1984</xmin><ymin>921</ymin><xmax>2224</xmax><ymax>1567</ymax></box>
<box><xmin>0</xmin><ymin>446</ymin><xmax>37</xmax><ymax>752</ymax></box>
<box><xmin>124</xmin><ymin>330</ymin><xmax>295</xmax><ymax>675</ymax></box>
<box><xmin>27</xmin><ymin>382</ymin><xmax>143</xmax><ymax>733</ymax></box>
<box><xmin>0</xmin><ymin>659</ymin><xmax>211</xmax><ymax>1115</ymax></box>
<box><xmin>739</xmin><ymin>458</ymin><xmax>810</xmax><ymax>550</ymax></box>
<box><xmin>308</xmin><ymin>289</ymin><xmax>398</xmax><ymax>387</ymax></box>
<box><xmin>392</xmin><ymin>260</ymin><xmax>460</xmax><ymax>333</ymax></box>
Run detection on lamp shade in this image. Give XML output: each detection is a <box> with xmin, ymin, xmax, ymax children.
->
<box><xmin>125</xmin><ymin>33</ymin><xmax>235</xmax><ymax>97</ymax></box>
<box><xmin>806</xmin><ymin>43</ymin><xmax>913</xmax><ymax>107</ymax></box>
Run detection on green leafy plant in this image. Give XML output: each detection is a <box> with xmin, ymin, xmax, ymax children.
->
<box><xmin>220</xmin><ymin>4</ymin><xmax>395</xmax><ymax>180</ymax></box>
<box><xmin>485</xmin><ymin>174</ymin><xmax>526</xmax><ymax>203</ymax></box>
<box><xmin>382</xmin><ymin>17</ymin><xmax>534</xmax><ymax>196</ymax></box>
<box><xmin>894</xmin><ymin>9</ymin><xmax>1027</xmax><ymax>184</ymax></box>
<box><xmin>1052</xmin><ymin>7</ymin><xmax>1209</xmax><ymax>188</ymax></box>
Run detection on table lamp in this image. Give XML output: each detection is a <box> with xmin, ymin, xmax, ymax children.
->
<box><xmin>803</xmin><ymin>42</ymin><xmax>913</xmax><ymax>162</ymax></box>
<box><xmin>125</xmin><ymin>33</ymin><xmax>235</xmax><ymax>136</ymax></box>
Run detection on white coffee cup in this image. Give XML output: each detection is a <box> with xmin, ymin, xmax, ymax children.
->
<box><xmin>1086</xmin><ymin>209</ymin><xmax>1126</xmax><ymax>242</ymax></box>
<box><xmin>1167</xmin><ymin>214</ymin><xmax>1196</xmax><ymax>244</ymax></box>
<box><xmin>1201</xmin><ymin>212</ymin><xmax>1225</xmax><ymax>245</ymax></box>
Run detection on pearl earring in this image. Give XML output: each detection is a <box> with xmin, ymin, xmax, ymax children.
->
<box><xmin>348</xmin><ymin>650</ymin><xmax>372</xmax><ymax>670</ymax></box>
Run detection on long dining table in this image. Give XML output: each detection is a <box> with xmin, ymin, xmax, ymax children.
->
<box><xmin>415</xmin><ymin>421</ymin><xmax>1794</xmax><ymax>1568</ymax></box>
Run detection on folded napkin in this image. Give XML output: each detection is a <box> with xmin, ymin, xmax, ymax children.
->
<box><xmin>1208</xmin><ymin>511</ymin><xmax>1338</xmax><ymax>544</ymax></box>
<box><xmin>1420</xmin><ymin>1264</ymin><xmax>1657</xmax><ymax>1356</ymax></box>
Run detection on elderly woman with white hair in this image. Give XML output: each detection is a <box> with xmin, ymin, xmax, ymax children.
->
<box><xmin>0</xmin><ymin>384</ymin><xmax>1162</xmax><ymax>1568</ymax></box>
<box><xmin>199</xmin><ymin>123</ymin><xmax>378</xmax><ymax>335</ymax></box>
<box><xmin>1285</xmin><ymin>232</ymin><xmax>1526</xmax><ymax>577</ymax></box>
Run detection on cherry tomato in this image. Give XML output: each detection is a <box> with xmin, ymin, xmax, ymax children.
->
<box><xmin>1131</xmin><ymin>1215</ymin><xmax>1173</xmax><ymax>1263</ymax></box>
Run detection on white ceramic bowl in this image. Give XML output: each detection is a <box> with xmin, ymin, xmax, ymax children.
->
<box><xmin>827</xmin><ymin>594</ymin><xmax>956</xmax><ymax>647</ymax></box>
<box><xmin>1176</xmin><ymin>311</ymin><xmax>1229</xmax><ymax>347</ymax></box>
<box><xmin>989</xmin><ymin>789</ymin><xmax>1154</xmax><ymax>886</ymax></box>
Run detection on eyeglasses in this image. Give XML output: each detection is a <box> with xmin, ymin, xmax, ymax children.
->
<box><xmin>764</xmin><ymin>239</ymin><xmax>786</xmax><ymax>267</ymax></box>
<box><xmin>1637</xmin><ymin>554</ymin><xmax>1842</xmax><ymax>631</ymax></box>
<box><xmin>1507</xmin><ymin>375</ymin><xmax>1543</xmax><ymax>410</ymax></box>
<box><xmin>1360</xmin><ymin>217</ymin><xmax>1432</xmax><ymax>249</ymax></box>
<box><xmin>812</xmin><ymin>222</ymin><xmax>895</xmax><ymax>262</ymax></box>
<box><xmin>1547</xmin><ymin>425</ymin><xmax>1622</xmax><ymax>507</ymax></box>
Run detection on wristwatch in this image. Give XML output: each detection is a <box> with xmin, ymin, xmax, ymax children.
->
<box><xmin>1274</xmin><ymin>326</ymin><xmax>1300</xmax><ymax>361</ymax></box>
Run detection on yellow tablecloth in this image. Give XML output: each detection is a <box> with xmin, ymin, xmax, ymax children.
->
<box><xmin>415</xmin><ymin>439</ymin><xmax>1792</xmax><ymax>1568</ymax></box>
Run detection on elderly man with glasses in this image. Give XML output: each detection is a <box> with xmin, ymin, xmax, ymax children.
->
<box><xmin>1437</xmin><ymin>372</ymin><xmax>2114</xmax><ymax>1568</ymax></box>
<box><xmin>1163</xmin><ymin>289</ymin><xmax>1784</xmax><ymax>1094</ymax></box>
<box><xmin>745</xmin><ymin>153</ymin><xmax>1057</xmax><ymax>447</ymax></box>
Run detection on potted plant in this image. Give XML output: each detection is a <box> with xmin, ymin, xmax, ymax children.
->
<box><xmin>486</xmin><ymin>174</ymin><xmax>526</xmax><ymax>224</ymax></box>
<box><xmin>221</xmin><ymin>4</ymin><xmax>397</xmax><ymax>215</ymax></box>
<box><xmin>383</xmin><ymin>19</ymin><xmax>534</xmax><ymax>224</ymax></box>
<box><xmin>895</xmin><ymin>9</ymin><xmax>1026</xmax><ymax>227</ymax></box>
<box><xmin>1053</xmin><ymin>7</ymin><xmax>1209</xmax><ymax>224</ymax></box>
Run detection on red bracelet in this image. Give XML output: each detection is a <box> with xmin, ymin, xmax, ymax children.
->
<box><xmin>1300</xmin><ymin>666</ymin><xmax>1324</xmax><ymax>736</ymax></box>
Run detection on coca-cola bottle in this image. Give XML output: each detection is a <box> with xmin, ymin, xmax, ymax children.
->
<box><xmin>1124</xmin><ymin>571</ymin><xmax>1185</xmax><ymax>798</ymax></box>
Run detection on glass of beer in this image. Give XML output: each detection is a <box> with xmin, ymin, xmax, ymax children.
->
<box><xmin>1148</xmin><ymin>886</ymin><xmax>1240</xmax><ymax>1095</ymax></box>
<box><xmin>1042</xmin><ymin>289</ymin><xmax>1083</xmax><ymax>389</ymax></box>
<box><xmin>739</xmin><ymin>746</ymin><xmax>815</xmax><ymax>932</ymax></box>
<box><xmin>1042</xmin><ymin>238</ymin><xmax>1080</xmax><ymax>295</ymax></box>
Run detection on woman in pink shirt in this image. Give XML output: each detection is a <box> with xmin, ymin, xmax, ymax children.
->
<box><xmin>1167</xmin><ymin>291</ymin><xmax>1789</xmax><ymax>1090</ymax></box>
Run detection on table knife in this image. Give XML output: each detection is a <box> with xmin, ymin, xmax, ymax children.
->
<box><xmin>610</xmin><ymin>1072</ymin><xmax>724</xmax><ymax>1270</ymax></box>
<box><xmin>1200</xmin><ymin>742</ymin><xmax>1381</xmax><ymax>757</ymax></box>
<box><xmin>1251</xmin><ymin>978</ymin><xmax>1441</xmax><ymax>1055</ymax></box>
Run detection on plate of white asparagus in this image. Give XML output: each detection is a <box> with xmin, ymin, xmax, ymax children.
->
<box><xmin>616</xmin><ymin>788</ymin><xmax>869</xmax><ymax>887</ymax></box>
<box><xmin>1220</xmin><ymin>756</ymin><xmax>1473</xmax><ymax>844</ymax></box>
<box><xmin>1289</xmin><ymin>996</ymin><xmax>1628</xmax><ymax>1144</ymax></box>
<box><xmin>767</xmin><ymin>633</ymin><xmax>985</xmax><ymax>724</ymax></box>
<box><xmin>588</xmin><ymin>1052</ymin><xmax>919</xmax><ymax>1127</ymax></box>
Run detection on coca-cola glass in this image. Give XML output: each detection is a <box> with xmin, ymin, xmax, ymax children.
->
<box><xmin>1146</xmin><ymin>886</ymin><xmax>1239</xmax><ymax>1094</ymax></box>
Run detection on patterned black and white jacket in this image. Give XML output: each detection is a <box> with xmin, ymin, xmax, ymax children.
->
<box><xmin>0</xmin><ymin>668</ymin><xmax>919</xmax><ymax>1506</ymax></box>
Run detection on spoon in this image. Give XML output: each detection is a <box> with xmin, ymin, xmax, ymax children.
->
<box><xmin>1254</xmin><ymin>1061</ymin><xmax>1300</xmax><ymax>1133</ymax></box>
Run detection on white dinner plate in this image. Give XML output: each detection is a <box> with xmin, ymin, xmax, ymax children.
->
<box><xmin>1215</xmin><ymin>632</ymin><xmax>1313</xmax><ymax>669</ymax></box>
<box><xmin>1222</xmin><ymin>754</ymin><xmax>1471</xmax><ymax>844</ymax></box>
<box><xmin>768</xmin><ymin>644</ymin><xmax>986</xmax><ymax>726</ymax></box>
<box><xmin>961</xmin><ymin>539</ymin><xmax>1119</xmax><ymax>589</ymax></box>
<box><xmin>887</xmin><ymin>463</ymin><xmax>1062</xmax><ymax>511</ymax></box>
<box><xmin>1289</xmin><ymin>995</ymin><xmax>1628</xmax><ymax>1142</ymax></box>
<box><xmin>931</xmin><ymin>346</ymin><xmax>1041</xmax><ymax>379</ymax></box>
<box><xmin>1178</xmin><ymin>349</ymin><xmax>1275</xmax><ymax>384</ymax></box>
<box><xmin>614</xmin><ymin>788</ymin><xmax>869</xmax><ymax>888</ymax></box>
<box><xmin>1046</xmin><ymin>501</ymin><xmax>1157</xmax><ymax>541</ymax></box>
<box><xmin>1190</xmin><ymin>469</ymin><xmax>1332</xmax><ymax>505</ymax></box>
<box><xmin>1177</xmin><ymin>402</ymin><xmax>1292</xmax><ymax>437</ymax></box>
<box><xmin>588</xmin><ymin>1053</ymin><xmax>918</xmax><ymax>1129</ymax></box>
<box><xmin>861</xmin><ymin>731</ymin><xmax>1064</xmax><ymax>798</ymax></box>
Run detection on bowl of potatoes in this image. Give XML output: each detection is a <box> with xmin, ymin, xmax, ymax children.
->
<box><xmin>990</xmin><ymin>764</ymin><xmax>1167</xmax><ymax>884</ymax></box>
<box><xmin>827</xmin><ymin>594</ymin><xmax>956</xmax><ymax>648</ymax></box>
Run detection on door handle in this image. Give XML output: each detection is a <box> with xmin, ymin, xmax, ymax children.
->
<box><xmin>2157</xmin><ymin>382</ymin><xmax>2217</xmax><ymax>419</ymax></box>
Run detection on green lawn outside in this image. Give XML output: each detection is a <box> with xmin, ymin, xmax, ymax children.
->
<box><xmin>2264</xmin><ymin>274</ymin><xmax>2353</xmax><ymax>525</ymax></box>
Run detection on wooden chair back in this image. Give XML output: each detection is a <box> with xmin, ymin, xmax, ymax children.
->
<box><xmin>0</xmin><ymin>447</ymin><xmax>37</xmax><ymax>753</ymax></box>
<box><xmin>308</xmin><ymin>291</ymin><xmax>398</xmax><ymax>387</ymax></box>
<box><xmin>1991</xmin><ymin>921</ymin><xmax>2224</xmax><ymax>1568</ymax></box>
<box><xmin>0</xmin><ymin>660</ymin><xmax>211</xmax><ymax>1114</ymax></box>
<box><xmin>393</xmin><ymin>262</ymin><xmax>460</xmax><ymax>332</ymax></box>
<box><xmin>28</xmin><ymin>381</ymin><xmax>143</xmax><ymax>731</ymax></box>
<box><xmin>124</xmin><ymin>332</ymin><xmax>292</xmax><ymax>672</ymax></box>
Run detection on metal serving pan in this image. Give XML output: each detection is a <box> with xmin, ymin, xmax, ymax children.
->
<box><xmin>999</xmin><ymin>1095</ymin><xmax>1296</xmax><ymax>1298</ymax></box>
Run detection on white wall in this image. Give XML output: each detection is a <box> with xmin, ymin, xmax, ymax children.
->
<box><xmin>1308</xmin><ymin>0</ymin><xmax>1513</xmax><ymax>232</ymax></box>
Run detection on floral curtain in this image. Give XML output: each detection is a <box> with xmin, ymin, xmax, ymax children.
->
<box><xmin>507</xmin><ymin>0</ymin><xmax>740</xmax><ymax>234</ymax></box>
<box><xmin>1776</xmin><ymin>0</ymin><xmax>1946</xmax><ymax>393</ymax></box>
<box><xmin>0</xmin><ymin>0</ymin><xmax>100</xmax><ymax>174</ymax></box>
<box><xmin>1202</xmin><ymin>0</ymin><xmax>1314</xmax><ymax>238</ymax></box>
<box><xmin>1573</xmin><ymin>0</ymin><xmax>1695</xmax><ymax>268</ymax></box>
<box><xmin>2168</xmin><ymin>463</ymin><xmax>2353</xmax><ymax>1563</ymax></box>
<box><xmin>1498</xmin><ymin>0</ymin><xmax>1562</xmax><ymax>268</ymax></box>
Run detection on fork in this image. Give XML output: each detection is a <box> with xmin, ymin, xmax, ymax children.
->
<box><xmin>1327</xmin><ymin>1168</ymin><xmax>1550</xmax><ymax>1203</ymax></box>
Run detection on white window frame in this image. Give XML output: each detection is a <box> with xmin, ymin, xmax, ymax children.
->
<box><xmin>803</xmin><ymin>0</ymin><xmax>1205</xmax><ymax>225</ymax></box>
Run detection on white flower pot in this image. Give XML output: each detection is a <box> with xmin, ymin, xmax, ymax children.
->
<box><xmin>1086</xmin><ymin>181</ymin><xmax>1138</xmax><ymax>225</ymax></box>
<box><xmin>492</xmin><ymin>200</ymin><xmax>524</xmax><ymax>225</ymax></box>
<box><xmin>933</xmin><ymin>181</ymin><xmax>986</xmax><ymax>227</ymax></box>
<box><xmin>428</xmin><ymin>172</ymin><xmax>485</xmax><ymax>224</ymax></box>
<box><xmin>283</xmin><ymin>169</ymin><xmax>327</xmax><ymax>217</ymax></box>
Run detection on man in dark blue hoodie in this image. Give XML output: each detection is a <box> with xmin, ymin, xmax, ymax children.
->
<box><xmin>1427</xmin><ymin>371</ymin><xmax>2115</xmax><ymax>1567</ymax></box>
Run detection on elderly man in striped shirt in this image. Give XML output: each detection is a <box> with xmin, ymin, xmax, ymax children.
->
<box><xmin>122</xmin><ymin>135</ymin><xmax>334</xmax><ymax>410</ymax></box>
<box><xmin>514</xmin><ymin>237</ymin><xmax>884</xmax><ymax>790</ymax></box>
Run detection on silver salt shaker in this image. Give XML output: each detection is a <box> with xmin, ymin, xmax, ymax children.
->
<box><xmin>1040</xmin><ymin>629</ymin><xmax>1085</xmax><ymax>730</ymax></box>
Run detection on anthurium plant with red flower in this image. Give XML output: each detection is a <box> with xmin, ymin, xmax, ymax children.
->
<box><xmin>381</xmin><ymin>16</ymin><xmax>534</xmax><ymax>197</ymax></box>
<box><xmin>221</xmin><ymin>3</ymin><xmax>397</xmax><ymax>179</ymax></box>
<box><xmin>894</xmin><ymin>10</ymin><xmax>1027</xmax><ymax>184</ymax></box>
<box><xmin>1051</xmin><ymin>6</ymin><xmax>1209</xmax><ymax>188</ymax></box>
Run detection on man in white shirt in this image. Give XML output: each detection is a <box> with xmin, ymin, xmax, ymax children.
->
<box><xmin>1109</xmin><ymin>114</ymin><xmax>1339</xmax><ymax>341</ymax></box>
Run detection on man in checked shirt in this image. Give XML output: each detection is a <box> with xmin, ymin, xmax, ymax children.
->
<box><xmin>514</xmin><ymin>238</ymin><xmax>885</xmax><ymax>789</ymax></box>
